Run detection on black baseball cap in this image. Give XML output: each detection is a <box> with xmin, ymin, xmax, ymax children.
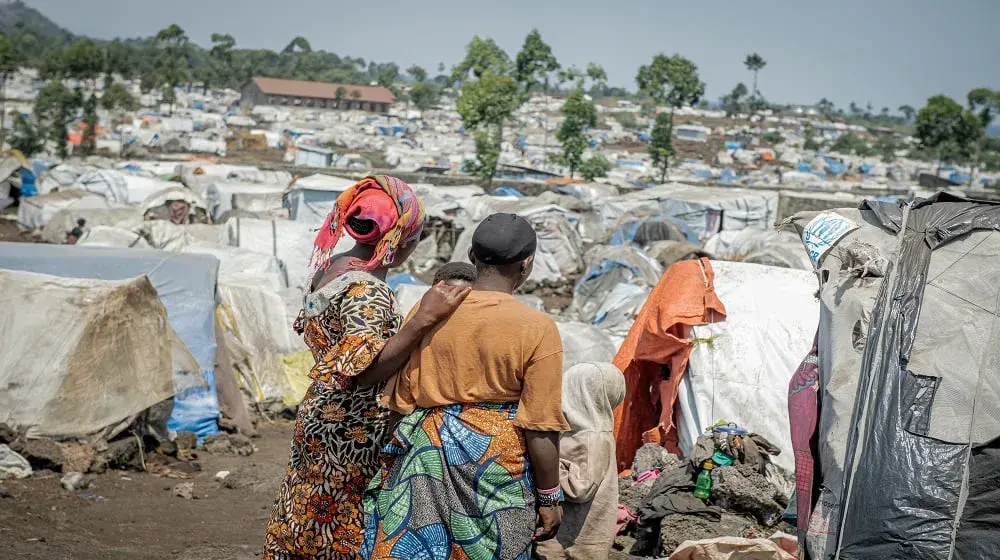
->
<box><xmin>471</xmin><ymin>213</ymin><xmax>537</xmax><ymax>266</ymax></box>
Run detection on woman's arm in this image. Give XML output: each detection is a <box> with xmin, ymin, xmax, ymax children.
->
<box><xmin>355</xmin><ymin>282</ymin><xmax>470</xmax><ymax>388</ymax></box>
<box><xmin>526</xmin><ymin>430</ymin><xmax>563</xmax><ymax>541</ymax></box>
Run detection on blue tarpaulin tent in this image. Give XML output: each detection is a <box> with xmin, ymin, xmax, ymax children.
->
<box><xmin>0</xmin><ymin>243</ymin><xmax>222</xmax><ymax>438</ymax></box>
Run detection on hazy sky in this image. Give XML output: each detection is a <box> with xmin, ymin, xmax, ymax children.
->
<box><xmin>23</xmin><ymin>0</ymin><xmax>1000</xmax><ymax>111</ymax></box>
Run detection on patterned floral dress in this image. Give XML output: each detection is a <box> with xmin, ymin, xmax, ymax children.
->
<box><xmin>265</xmin><ymin>272</ymin><xmax>401</xmax><ymax>560</ymax></box>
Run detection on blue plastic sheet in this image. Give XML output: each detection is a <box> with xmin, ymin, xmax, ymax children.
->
<box><xmin>0</xmin><ymin>243</ymin><xmax>221</xmax><ymax>438</ymax></box>
<box><xmin>725</xmin><ymin>141</ymin><xmax>741</xmax><ymax>151</ymax></box>
<box><xmin>718</xmin><ymin>168</ymin><xmax>738</xmax><ymax>185</ymax></box>
<box><xmin>949</xmin><ymin>172</ymin><xmax>970</xmax><ymax>184</ymax></box>
<box><xmin>386</xmin><ymin>272</ymin><xmax>425</xmax><ymax>292</ymax></box>
<box><xmin>493</xmin><ymin>186</ymin><xmax>524</xmax><ymax>198</ymax></box>
<box><xmin>859</xmin><ymin>163</ymin><xmax>873</xmax><ymax>175</ymax></box>
<box><xmin>797</xmin><ymin>162</ymin><xmax>812</xmax><ymax>172</ymax></box>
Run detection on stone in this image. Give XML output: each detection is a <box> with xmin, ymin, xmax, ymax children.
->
<box><xmin>659</xmin><ymin>512</ymin><xmax>756</xmax><ymax>556</ymax></box>
<box><xmin>173</xmin><ymin>482</ymin><xmax>194</xmax><ymax>500</ymax></box>
<box><xmin>15</xmin><ymin>438</ymin><xmax>64</xmax><ymax>471</ymax></box>
<box><xmin>619</xmin><ymin>476</ymin><xmax>656</xmax><ymax>514</ymax></box>
<box><xmin>59</xmin><ymin>443</ymin><xmax>96</xmax><ymax>474</ymax></box>
<box><xmin>174</xmin><ymin>432</ymin><xmax>198</xmax><ymax>452</ymax></box>
<box><xmin>631</xmin><ymin>444</ymin><xmax>680</xmax><ymax>475</ymax></box>
<box><xmin>103</xmin><ymin>437</ymin><xmax>143</xmax><ymax>470</ymax></box>
<box><xmin>0</xmin><ymin>423</ymin><xmax>16</xmax><ymax>444</ymax></box>
<box><xmin>0</xmin><ymin>486</ymin><xmax>11</xmax><ymax>499</ymax></box>
<box><xmin>711</xmin><ymin>464</ymin><xmax>786</xmax><ymax>527</ymax></box>
<box><xmin>220</xmin><ymin>469</ymin><xmax>254</xmax><ymax>490</ymax></box>
<box><xmin>214</xmin><ymin>470</ymin><xmax>231</xmax><ymax>482</ymax></box>
<box><xmin>60</xmin><ymin>472</ymin><xmax>92</xmax><ymax>492</ymax></box>
<box><xmin>202</xmin><ymin>433</ymin><xmax>254</xmax><ymax>457</ymax></box>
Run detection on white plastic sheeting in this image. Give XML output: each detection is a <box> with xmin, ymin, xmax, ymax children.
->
<box><xmin>0</xmin><ymin>444</ymin><xmax>31</xmax><ymax>479</ymax></box>
<box><xmin>557</xmin><ymin>321</ymin><xmax>619</xmax><ymax>372</ymax></box>
<box><xmin>17</xmin><ymin>190</ymin><xmax>112</xmax><ymax>231</ymax></box>
<box><xmin>77</xmin><ymin>226</ymin><xmax>149</xmax><ymax>248</ymax></box>
<box><xmin>703</xmin><ymin>229</ymin><xmax>813</xmax><ymax>270</ymax></box>
<box><xmin>185</xmin><ymin>246</ymin><xmax>286</xmax><ymax>292</ymax></box>
<box><xmin>675</xmin><ymin>261</ymin><xmax>819</xmax><ymax>472</ymax></box>
<box><xmin>142</xmin><ymin>222</ymin><xmax>221</xmax><ymax>252</ymax></box>
<box><xmin>206</xmin><ymin>182</ymin><xmax>286</xmax><ymax>221</ymax></box>
<box><xmin>0</xmin><ymin>270</ymin><xmax>202</xmax><ymax>439</ymax></box>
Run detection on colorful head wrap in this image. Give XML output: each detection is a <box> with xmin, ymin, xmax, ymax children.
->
<box><xmin>310</xmin><ymin>175</ymin><xmax>424</xmax><ymax>272</ymax></box>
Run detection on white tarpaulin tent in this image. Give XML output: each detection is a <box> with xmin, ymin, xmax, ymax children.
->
<box><xmin>675</xmin><ymin>260</ymin><xmax>819</xmax><ymax>472</ymax></box>
<box><xmin>0</xmin><ymin>270</ymin><xmax>202</xmax><ymax>439</ymax></box>
<box><xmin>17</xmin><ymin>190</ymin><xmax>113</xmax><ymax>231</ymax></box>
<box><xmin>285</xmin><ymin>174</ymin><xmax>356</xmax><ymax>223</ymax></box>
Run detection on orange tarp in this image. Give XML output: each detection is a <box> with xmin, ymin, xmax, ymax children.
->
<box><xmin>612</xmin><ymin>258</ymin><xmax>726</xmax><ymax>471</ymax></box>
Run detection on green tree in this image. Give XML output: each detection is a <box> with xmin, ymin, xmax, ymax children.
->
<box><xmin>409</xmin><ymin>82</ymin><xmax>441</xmax><ymax>111</ymax></box>
<box><xmin>210</xmin><ymin>33</ymin><xmax>235</xmax><ymax>89</ymax></box>
<box><xmin>649</xmin><ymin>112</ymin><xmax>676</xmax><ymax>183</ymax></box>
<box><xmin>63</xmin><ymin>38</ymin><xmax>104</xmax><ymax>84</ymax></box>
<box><xmin>451</xmin><ymin>36</ymin><xmax>511</xmax><ymax>86</ymax></box>
<box><xmin>408</xmin><ymin>65</ymin><xmax>427</xmax><ymax>82</ymax></box>
<box><xmin>636</xmin><ymin>54</ymin><xmax>704</xmax><ymax>181</ymax></box>
<box><xmin>350</xmin><ymin>89</ymin><xmax>362</xmax><ymax>100</ymax></box>
<box><xmin>0</xmin><ymin>32</ymin><xmax>22</xmax><ymax>149</ymax></box>
<box><xmin>515</xmin><ymin>29</ymin><xmax>560</xmax><ymax>96</ymax></box>
<box><xmin>579</xmin><ymin>154</ymin><xmax>612</xmax><ymax>181</ymax></box>
<box><xmin>803</xmin><ymin>126</ymin><xmax>822</xmax><ymax>151</ymax></box>
<box><xmin>721</xmin><ymin>82</ymin><xmax>748</xmax><ymax>116</ymax></box>
<box><xmin>376</xmin><ymin>62</ymin><xmax>399</xmax><ymax>88</ymax></box>
<box><xmin>849</xmin><ymin>101</ymin><xmax>861</xmax><ymax>117</ymax></box>
<box><xmin>335</xmin><ymin>86</ymin><xmax>346</xmax><ymax>107</ymax></box>
<box><xmin>966</xmin><ymin>88</ymin><xmax>1000</xmax><ymax>183</ymax></box>
<box><xmin>875</xmin><ymin>134</ymin><xmax>900</xmax><ymax>163</ymax></box>
<box><xmin>611</xmin><ymin>112</ymin><xmax>638</xmax><ymax>130</ymax></box>
<box><xmin>915</xmin><ymin>94</ymin><xmax>983</xmax><ymax>173</ymax></box>
<box><xmin>9</xmin><ymin>113</ymin><xmax>44</xmax><ymax>157</ymax></box>
<box><xmin>457</xmin><ymin>70</ymin><xmax>521</xmax><ymax>184</ymax></box>
<box><xmin>816</xmin><ymin>98</ymin><xmax>836</xmax><ymax>119</ymax></box>
<box><xmin>282</xmin><ymin>36</ymin><xmax>312</xmax><ymax>54</ymax></box>
<box><xmin>154</xmin><ymin>24</ymin><xmax>190</xmax><ymax>114</ymax></box>
<box><xmin>34</xmin><ymin>80</ymin><xmax>79</xmax><ymax>158</ymax></box>
<box><xmin>556</xmin><ymin>87</ymin><xmax>597</xmax><ymax>177</ymax></box>
<box><xmin>103</xmin><ymin>39</ymin><xmax>135</xmax><ymax>84</ymax></box>
<box><xmin>743</xmin><ymin>52</ymin><xmax>766</xmax><ymax>100</ymax></box>
<box><xmin>898</xmin><ymin>104</ymin><xmax>916</xmax><ymax>122</ymax></box>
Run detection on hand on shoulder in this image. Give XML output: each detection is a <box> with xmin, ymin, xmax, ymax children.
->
<box><xmin>413</xmin><ymin>282</ymin><xmax>471</xmax><ymax>327</ymax></box>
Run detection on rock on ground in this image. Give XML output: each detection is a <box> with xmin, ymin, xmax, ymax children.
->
<box><xmin>60</xmin><ymin>472</ymin><xmax>92</xmax><ymax>492</ymax></box>
<box><xmin>659</xmin><ymin>512</ymin><xmax>757</xmax><ymax>556</ymax></box>
<box><xmin>631</xmin><ymin>444</ymin><xmax>680</xmax><ymax>475</ymax></box>
<box><xmin>12</xmin><ymin>438</ymin><xmax>64</xmax><ymax>471</ymax></box>
<box><xmin>711</xmin><ymin>464</ymin><xmax>786</xmax><ymax>527</ymax></box>
<box><xmin>619</xmin><ymin>476</ymin><xmax>656</xmax><ymax>514</ymax></box>
<box><xmin>202</xmin><ymin>434</ymin><xmax>254</xmax><ymax>457</ymax></box>
<box><xmin>172</xmin><ymin>482</ymin><xmax>194</xmax><ymax>500</ymax></box>
<box><xmin>0</xmin><ymin>423</ymin><xmax>16</xmax><ymax>445</ymax></box>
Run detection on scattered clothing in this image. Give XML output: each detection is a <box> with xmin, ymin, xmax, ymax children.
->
<box><xmin>264</xmin><ymin>273</ymin><xmax>401</xmax><ymax>560</ymax></box>
<box><xmin>536</xmin><ymin>363</ymin><xmax>626</xmax><ymax>560</ymax></box>
<box><xmin>631</xmin><ymin>465</ymin><xmax>722</xmax><ymax>557</ymax></box>
<box><xmin>361</xmin><ymin>402</ymin><xmax>536</xmax><ymax>560</ymax></box>
<box><xmin>613</xmin><ymin>258</ymin><xmax>726</xmax><ymax>470</ymax></box>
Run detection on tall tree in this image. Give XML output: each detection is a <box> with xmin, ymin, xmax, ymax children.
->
<box><xmin>816</xmin><ymin>98</ymin><xmax>836</xmax><ymax>119</ymax></box>
<box><xmin>514</xmin><ymin>29</ymin><xmax>560</xmax><ymax>98</ymax></box>
<box><xmin>966</xmin><ymin>88</ymin><xmax>1000</xmax><ymax>184</ymax></box>
<box><xmin>636</xmin><ymin>54</ymin><xmax>704</xmax><ymax>181</ymax></box>
<box><xmin>154</xmin><ymin>24</ymin><xmax>191</xmax><ymax>114</ymax></box>
<box><xmin>743</xmin><ymin>52</ymin><xmax>766</xmax><ymax>99</ymax></box>
<box><xmin>407</xmin><ymin>65</ymin><xmax>427</xmax><ymax>83</ymax></box>
<box><xmin>915</xmin><ymin>94</ymin><xmax>983</xmax><ymax>174</ymax></box>
<box><xmin>34</xmin><ymin>81</ymin><xmax>79</xmax><ymax>158</ymax></box>
<box><xmin>849</xmin><ymin>101</ymin><xmax>861</xmax><ymax>117</ymax></box>
<box><xmin>556</xmin><ymin>85</ymin><xmax>598</xmax><ymax>178</ymax></box>
<box><xmin>0</xmin><ymin>32</ymin><xmax>21</xmax><ymax>149</ymax></box>
<box><xmin>103</xmin><ymin>39</ymin><xmax>134</xmax><ymax>85</ymax></box>
<box><xmin>721</xmin><ymin>82</ymin><xmax>749</xmax><ymax>116</ymax></box>
<box><xmin>451</xmin><ymin>36</ymin><xmax>511</xmax><ymax>86</ymax></box>
<box><xmin>210</xmin><ymin>33</ymin><xmax>236</xmax><ymax>89</ymax></box>
<box><xmin>898</xmin><ymin>104</ymin><xmax>916</xmax><ymax>122</ymax></box>
<box><xmin>456</xmin><ymin>69</ymin><xmax>521</xmax><ymax>184</ymax></box>
<box><xmin>376</xmin><ymin>62</ymin><xmax>399</xmax><ymax>88</ymax></box>
<box><xmin>282</xmin><ymin>36</ymin><xmax>312</xmax><ymax>54</ymax></box>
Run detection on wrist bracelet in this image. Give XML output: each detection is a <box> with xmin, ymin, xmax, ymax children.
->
<box><xmin>537</xmin><ymin>486</ymin><xmax>561</xmax><ymax>496</ymax></box>
<box><xmin>536</xmin><ymin>487</ymin><xmax>564</xmax><ymax>508</ymax></box>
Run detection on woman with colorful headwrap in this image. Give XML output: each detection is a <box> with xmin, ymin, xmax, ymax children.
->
<box><xmin>264</xmin><ymin>176</ymin><xmax>470</xmax><ymax>560</ymax></box>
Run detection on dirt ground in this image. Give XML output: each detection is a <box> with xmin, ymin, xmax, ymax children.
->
<box><xmin>0</xmin><ymin>422</ymin><xmax>295</xmax><ymax>560</ymax></box>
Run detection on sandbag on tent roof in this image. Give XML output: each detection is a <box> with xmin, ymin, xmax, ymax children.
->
<box><xmin>0</xmin><ymin>270</ymin><xmax>203</xmax><ymax>439</ymax></box>
<box><xmin>0</xmin><ymin>242</ymin><xmax>222</xmax><ymax>438</ymax></box>
<box><xmin>284</xmin><ymin>174</ymin><xmax>355</xmax><ymax>223</ymax></box>
<box><xmin>783</xmin><ymin>194</ymin><xmax>1000</xmax><ymax>560</ymax></box>
<box><xmin>675</xmin><ymin>261</ymin><xmax>819</xmax><ymax>473</ymax></box>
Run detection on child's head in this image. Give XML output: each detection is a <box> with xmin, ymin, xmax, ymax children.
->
<box><xmin>562</xmin><ymin>362</ymin><xmax>625</xmax><ymax>432</ymax></box>
<box><xmin>433</xmin><ymin>262</ymin><xmax>477</xmax><ymax>288</ymax></box>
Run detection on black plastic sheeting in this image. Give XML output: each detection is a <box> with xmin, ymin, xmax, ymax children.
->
<box><xmin>834</xmin><ymin>193</ymin><xmax>1000</xmax><ymax>559</ymax></box>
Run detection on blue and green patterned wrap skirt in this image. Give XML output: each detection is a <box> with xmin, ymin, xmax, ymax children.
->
<box><xmin>362</xmin><ymin>402</ymin><xmax>536</xmax><ymax>560</ymax></box>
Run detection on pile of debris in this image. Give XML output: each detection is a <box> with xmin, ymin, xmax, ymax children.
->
<box><xmin>617</xmin><ymin>434</ymin><xmax>792</xmax><ymax>558</ymax></box>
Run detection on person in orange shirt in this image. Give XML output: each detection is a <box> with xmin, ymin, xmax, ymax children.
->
<box><xmin>362</xmin><ymin>213</ymin><xmax>571</xmax><ymax>560</ymax></box>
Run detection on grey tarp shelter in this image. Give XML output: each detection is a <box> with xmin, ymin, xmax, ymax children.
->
<box><xmin>788</xmin><ymin>193</ymin><xmax>1000</xmax><ymax>560</ymax></box>
<box><xmin>0</xmin><ymin>242</ymin><xmax>222</xmax><ymax>437</ymax></box>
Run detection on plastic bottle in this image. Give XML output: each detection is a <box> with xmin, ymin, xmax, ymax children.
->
<box><xmin>693</xmin><ymin>460</ymin><xmax>714</xmax><ymax>500</ymax></box>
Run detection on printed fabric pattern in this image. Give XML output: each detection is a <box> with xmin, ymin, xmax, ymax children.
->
<box><xmin>264</xmin><ymin>278</ymin><xmax>401</xmax><ymax>560</ymax></box>
<box><xmin>361</xmin><ymin>402</ymin><xmax>537</xmax><ymax>560</ymax></box>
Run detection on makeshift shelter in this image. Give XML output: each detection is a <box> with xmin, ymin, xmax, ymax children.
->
<box><xmin>284</xmin><ymin>173</ymin><xmax>355</xmax><ymax>223</ymax></box>
<box><xmin>40</xmin><ymin>206</ymin><xmax>144</xmax><ymax>244</ymax></box>
<box><xmin>205</xmin><ymin>182</ymin><xmax>286</xmax><ymax>221</ymax></box>
<box><xmin>0</xmin><ymin>270</ymin><xmax>202</xmax><ymax>439</ymax></box>
<box><xmin>17</xmin><ymin>190</ymin><xmax>112</xmax><ymax>231</ymax></box>
<box><xmin>141</xmin><ymin>186</ymin><xmax>211</xmax><ymax>224</ymax></box>
<box><xmin>0</xmin><ymin>243</ymin><xmax>222</xmax><ymax>438</ymax></box>
<box><xmin>613</xmin><ymin>258</ymin><xmax>726</xmax><ymax>471</ymax></box>
<box><xmin>784</xmin><ymin>194</ymin><xmax>1000</xmax><ymax>560</ymax></box>
<box><xmin>675</xmin><ymin>261</ymin><xmax>819</xmax><ymax>473</ymax></box>
<box><xmin>702</xmin><ymin>228</ymin><xmax>813</xmax><ymax>270</ymax></box>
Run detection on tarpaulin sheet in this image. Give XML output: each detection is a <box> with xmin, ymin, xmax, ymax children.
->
<box><xmin>0</xmin><ymin>270</ymin><xmax>202</xmax><ymax>439</ymax></box>
<box><xmin>0</xmin><ymin>242</ymin><xmax>221</xmax><ymax>438</ymax></box>
<box><xmin>613</xmin><ymin>258</ymin><xmax>726</xmax><ymax>471</ymax></box>
<box><xmin>676</xmin><ymin>261</ymin><xmax>819</xmax><ymax>473</ymax></box>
